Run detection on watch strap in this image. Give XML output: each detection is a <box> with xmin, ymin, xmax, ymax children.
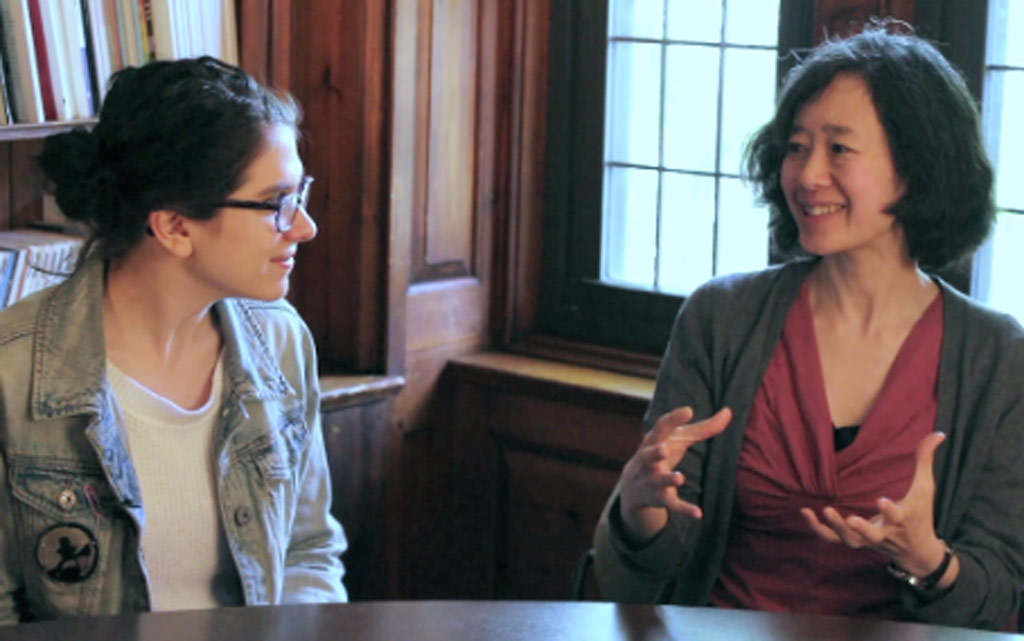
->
<box><xmin>886</xmin><ymin>541</ymin><xmax>954</xmax><ymax>591</ymax></box>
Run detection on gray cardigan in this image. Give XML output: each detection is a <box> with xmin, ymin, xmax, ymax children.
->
<box><xmin>593</xmin><ymin>260</ymin><xmax>1024</xmax><ymax>630</ymax></box>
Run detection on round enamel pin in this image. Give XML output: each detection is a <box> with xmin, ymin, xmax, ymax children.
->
<box><xmin>35</xmin><ymin>523</ymin><xmax>99</xmax><ymax>583</ymax></box>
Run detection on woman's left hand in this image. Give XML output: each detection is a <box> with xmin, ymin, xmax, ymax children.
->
<box><xmin>800</xmin><ymin>431</ymin><xmax>955</xmax><ymax>582</ymax></box>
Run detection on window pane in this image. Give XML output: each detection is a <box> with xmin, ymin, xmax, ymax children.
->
<box><xmin>603</xmin><ymin>167</ymin><xmax>658</xmax><ymax>288</ymax></box>
<box><xmin>716</xmin><ymin>177</ymin><xmax>770</xmax><ymax>275</ymax></box>
<box><xmin>609</xmin><ymin>0</ymin><xmax>664</xmax><ymax>39</ymax></box>
<box><xmin>977</xmin><ymin>211</ymin><xmax>1024</xmax><ymax>321</ymax></box>
<box><xmin>986</xmin><ymin>0</ymin><xmax>1024</xmax><ymax>66</ymax></box>
<box><xmin>720</xmin><ymin>47</ymin><xmax>778</xmax><ymax>175</ymax></box>
<box><xmin>663</xmin><ymin>44</ymin><xmax>720</xmax><ymax>172</ymax></box>
<box><xmin>666</xmin><ymin>0</ymin><xmax>721</xmax><ymax>43</ymax></box>
<box><xmin>658</xmin><ymin>173</ymin><xmax>715</xmax><ymax>294</ymax></box>
<box><xmin>984</xmin><ymin>70</ymin><xmax>1024</xmax><ymax>211</ymax></box>
<box><xmin>606</xmin><ymin>42</ymin><xmax>662</xmax><ymax>166</ymax></box>
<box><xmin>724</xmin><ymin>0</ymin><xmax>781</xmax><ymax>46</ymax></box>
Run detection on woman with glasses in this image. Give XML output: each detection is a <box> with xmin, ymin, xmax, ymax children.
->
<box><xmin>0</xmin><ymin>57</ymin><xmax>346</xmax><ymax>623</ymax></box>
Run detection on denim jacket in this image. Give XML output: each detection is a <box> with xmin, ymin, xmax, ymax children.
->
<box><xmin>0</xmin><ymin>254</ymin><xmax>347</xmax><ymax>623</ymax></box>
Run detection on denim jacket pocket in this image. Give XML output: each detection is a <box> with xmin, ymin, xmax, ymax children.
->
<box><xmin>9</xmin><ymin>458</ymin><xmax>118</xmax><ymax>617</ymax></box>
<box><xmin>234</xmin><ymin>405</ymin><xmax>309</xmax><ymax>487</ymax></box>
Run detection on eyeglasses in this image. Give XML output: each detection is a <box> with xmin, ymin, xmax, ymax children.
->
<box><xmin>214</xmin><ymin>176</ymin><xmax>314</xmax><ymax>232</ymax></box>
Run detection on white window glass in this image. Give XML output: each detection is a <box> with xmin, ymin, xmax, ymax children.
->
<box><xmin>976</xmin><ymin>212</ymin><xmax>1024</xmax><ymax>321</ymax></box>
<box><xmin>609</xmin><ymin>0</ymin><xmax>664</xmax><ymax>39</ymax></box>
<box><xmin>974</xmin><ymin>0</ymin><xmax>1024</xmax><ymax>321</ymax></box>
<box><xmin>717</xmin><ymin>177</ymin><xmax>770</xmax><ymax>275</ymax></box>
<box><xmin>605</xmin><ymin>42</ymin><xmax>662</xmax><ymax>166</ymax></box>
<box><xmin>666</xmin><ymin>0</ymin><xmax>721</xmax><ymax>43</ymax></box>
<box><xmin>725</xmin><ymin>0</ymin><xmax>781</xmax><ymax>46</ymax></box>
<box><xmin>658</xmin><ymin>173</ymin><xmax>715</xmax><ymax>294</ymax></box>
<box><xmin>601</xmin><ymin>0</ymin><xmax>779</xmax><ymax>295</ymax></box>
<box><xmin>986</xmin><ymin>0</ymin><xmax>1024</xmax><ymax>66</ymax></box>
<box><xmin>603</xmin><ymin>167</ymin><xmax>658</xmax><ymax>288</ymax></box>
<box><xmin>663</xmin><ymin>45</ymin><xmax>720</xmax><ymax>172</ymax></box>
<box><xmin>983</xmin><ymin>71</ymin><xmax>1024</xmax><ymax>211</ymax></box>
<box><xmin>720</xmin><ymin>48</ymin><xmax>778</xmax><ymax>175</ymax></box>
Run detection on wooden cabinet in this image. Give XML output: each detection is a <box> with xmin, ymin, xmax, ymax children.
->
<box><xmin>432</xmin><ymin>352</ymin><xmax>653</xmax><ymax>600</ymax></box>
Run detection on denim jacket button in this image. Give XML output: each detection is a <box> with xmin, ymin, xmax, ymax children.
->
<box><xmin>58</xmin><ymin>489</ymin><xmax>77</xmax><ymax>511</ymax></box>
<box><xmin>234</xmin><ymin>506</ymin><xmax>253</xmax><ymax>526</ymax></box>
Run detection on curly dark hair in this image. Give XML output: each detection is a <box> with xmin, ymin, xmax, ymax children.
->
<box><xmin>744</xmin><ymin>23</ymin><xmax>994</xmax><ymax>271</ymax></box>
<box><xmin>37</xmin><ymin>56</ymin><xmax>301</xmax><ymax>261</ymax></box>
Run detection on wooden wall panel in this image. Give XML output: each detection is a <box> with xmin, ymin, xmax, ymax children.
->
<box><xmin>436</xmin><ymin>353</ymin><xmax>651</xmax><ymax>599</ymax></box>
<box><xmin>418</xmin><ymin>0</ymin><xmax>478</xmax><ymax>281</ymax></box>
<box><xmin>388</xmin><ymin>0</ymin><xmax>507</xmax><ymax>598</ymax></box>
<box><xmin>285</xmin><ymin>0</ymin><xmax>389</xmax><ymax>373</ymax></box>
<box><xmin>9</xmin><ymin>139</ymin><xmax>45</xmax><ymax>230</ymax></box>
<box><xmin>322</xmin><ymin>396</ymin><xmax>394</xmax><ymax>601</ymax></box>
<box><xmin>0</xmin><ymin>144</ymin><xmax>11</xmax><ymax>231</ymax></box>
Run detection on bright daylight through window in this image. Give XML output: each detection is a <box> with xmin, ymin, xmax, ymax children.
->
<box><xmin>973</xmin><ymin>0</ymin><xmax>1024</xmax><ymax>323</ymax></box>
<box><xmin>601</xmin><ymin>0</ymin><xmax>780</xmax><ymax>295</ymax></box>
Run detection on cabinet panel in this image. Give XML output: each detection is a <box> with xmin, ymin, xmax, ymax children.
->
<box><xmin>502</xmin><ymin>449</ymin><xmax>618</xmax><ymax>599</ymax></box>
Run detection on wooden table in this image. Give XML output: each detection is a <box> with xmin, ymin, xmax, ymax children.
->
<box><xmin>2</xmin><ymin>601</ymin><xmax>1020</xmax><ymax>640</ymax></box>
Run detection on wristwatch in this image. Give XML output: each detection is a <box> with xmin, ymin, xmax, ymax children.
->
<box><xmin>886</xmin><ymin>541</ymin><xmax>954</xmax><ymax>591</ymax></box>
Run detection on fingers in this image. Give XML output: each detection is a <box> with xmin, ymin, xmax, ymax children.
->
<box><xmin>800</xmin><ymin>508</ymin><xmax>842</xmax><ymax>543</ymax></box>
<box><xmin>668</xmin><ymin>407</ymin><xmax>734</xmax><ymax>445</ymax></box>
<box><xmin>905</xmin><ymin>431</ymin><xmax>946</xmax><ymax>499</ymax></box>
<box><xmin>643</xmin><ymin>406</ymin><xmax>696</xmax><ymax>447</ymax></box>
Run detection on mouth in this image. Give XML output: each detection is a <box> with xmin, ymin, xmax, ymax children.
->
<box><xmin>271</xmin><ymin>253</ymin><xmax>296</xmax><ymax>268</ymax></box>
<box><xmin>801</xmin><ymin>203</ymin><xmax>845</xmax><ymax>218</ymax></box>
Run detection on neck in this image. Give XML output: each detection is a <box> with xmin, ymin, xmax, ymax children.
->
<box><xmin>809</xmin><ymin>250</ymin><xmax>937</xmax><ymax>332</ymax></box>
<box><xmin>102</xmin><ymin>248</ymin><xmax>221</xmax><ymax>366</ymax></box>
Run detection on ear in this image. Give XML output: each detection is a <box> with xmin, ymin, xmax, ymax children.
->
<box><xmin>147</xmin><ymin>210</ymin><xmax>195</xmax><ymax>257</ymax></box>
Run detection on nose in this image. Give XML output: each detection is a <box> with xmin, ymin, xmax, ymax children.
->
<box><xmin>286</xmin><ymin>205</ymin><xmax>318</xmax><ymax>243</ymax></box>
<box><xmin>797</xmin><ymin>146</ymin><xmax>831</xmax><ymax>191</ymax></box>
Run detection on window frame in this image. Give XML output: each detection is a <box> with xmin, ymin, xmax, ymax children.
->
<box><xmin>534</xmin><ymin>0</ymin><xmax>815</xmax><ymax>356</ymax></box>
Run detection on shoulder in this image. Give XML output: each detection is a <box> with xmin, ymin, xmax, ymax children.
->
<box><xmin>941</xmin><ymin>282</ymin><xmax>1024</xmax><ymax>345</ymax></box>
<box><xmin>677</xmin><ymin>260</ymin><xmax>813</xmax><ymax>324</ymax></box>
<box><xmin>0</xmin><ymin>287</ymin><xmax>50</xmax><ymax>350</ymax></box>
<box><xmin>219</xmin><ymin>296</ymin><xmax>316</xmax><ymax>358</ymax></box>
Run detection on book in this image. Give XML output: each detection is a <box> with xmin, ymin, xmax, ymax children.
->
<box><xmin>0</xmin><ymin>0</ymin><xmax>44</xmax><ymax>123</ymax></box>
<box><xmin>0</xmin><ymin>229</ymin><xmax>83</xmax><ymax>309</ymax></box>
<box><xmin>102</xmin><ymin>0</ymin><xmax>124</xmax><ymax>74</ymax></box>
<box><xmin>36</xmin><ymin>0</ymin><xmax>74</xmax><ymax>120</ymax></box>
<box><xmin>138</xmin><ymin>0</ymin><xmax>154</xmax><ymax>63</ymax></box>
<box><xmin>148</xmin><ymin>0</ymin><xmax>174</xmax><ymax>59</ymax></box>
<box><xmin>80</xmin><ymin>0</ymin><xmax>108</xmax><ymax>108</ymax></box>
<box><xmin>0</xmin><ymin>22</ymin><xmax>11</xmax><ymax>124</ymax></box>
<box><xmin>25</xmin><ymin>0</ymin><xmax>56</xmax><ymax>120</ymax></box>
<box><xmin>59</xmin><ymin>0</ymin><xmax>96</xmax><ymax>118</ymax></box>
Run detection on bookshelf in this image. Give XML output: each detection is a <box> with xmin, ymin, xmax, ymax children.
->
<box><xmin>0</xmin><ymin>0</ymin><xmax>252</xmax><ymax>231</ymax></box>
<box><xmin>0</xmin><ymin>119</ymin><xmax>95</xmax><ymax>142</ymax></box>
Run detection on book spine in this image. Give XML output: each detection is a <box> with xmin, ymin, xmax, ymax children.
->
<box><xmin>103</xmin><ymin>0</ymin><xmax>123</xmax><ymax>73</ymax></box>
<box><xmin>138</xmin><ymin>0</ymin><xmax>154</xmax><ymax>63</ymax></box>
<box><xmin>0</xmin><ymin>0</ymin><xmax>44</xmax><ymax>123</ymax></box>
<box><xmin>25</xmin><ymin>0</ymin><xmax>55</xmax><ymax>121</ymax></box>
<box><xmin>78</xmin><ymin>0</ymin><xmax>101</xmax><ymax>113</ymax></box>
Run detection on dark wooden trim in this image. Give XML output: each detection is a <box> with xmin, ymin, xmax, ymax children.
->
<box><xmin>448</xmin><ymin>351</ymin><xmax>654</xmax><ymax>410</ymax></box>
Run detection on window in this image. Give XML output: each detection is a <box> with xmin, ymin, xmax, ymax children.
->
<box><xmin>537</xmin><ymin>1</ymin><xmax>812</xmax><ymax>355</ymax></box>
<box><xmin>603</xmin><ymin>0</ymin><xmax>780</xmax><ymax>296</ymax></box>
<box><xmin>972</xmin><ymin>0</ymin><xmax>1024</xmax><ymax>322</ymax></box>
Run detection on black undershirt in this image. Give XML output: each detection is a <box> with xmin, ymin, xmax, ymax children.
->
<box><xmin>833</xmin><ymin>425</ymin><xmax>861</xmax><ymax>451</ymax></box>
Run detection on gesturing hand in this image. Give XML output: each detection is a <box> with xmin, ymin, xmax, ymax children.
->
<box><xmin>618</xmin><ymin>406</ymin><xmax>733</xmax><ymax>543</ymax></box>
<box><xmin>800</xmin><ymin>431</ymin><xmax>952</xmax><ymax>580</ymax></box>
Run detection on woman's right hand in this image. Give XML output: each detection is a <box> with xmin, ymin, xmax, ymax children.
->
<box><xmin>618</xmin><ymin>406</ymin><xmax>733</xmax><ymax>543</ymax></box>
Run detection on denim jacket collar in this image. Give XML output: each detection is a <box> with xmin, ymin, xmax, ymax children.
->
<box><xmin>30</xmin><ymin>252</ymin><xmax>294</xmax><ymax>423</ymax></box>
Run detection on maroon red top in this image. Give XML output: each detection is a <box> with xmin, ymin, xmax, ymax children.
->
<box><xmin>709</xmin><ymin>283</ymin><xmax>943</xmax><ymax>617</ymax></box>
